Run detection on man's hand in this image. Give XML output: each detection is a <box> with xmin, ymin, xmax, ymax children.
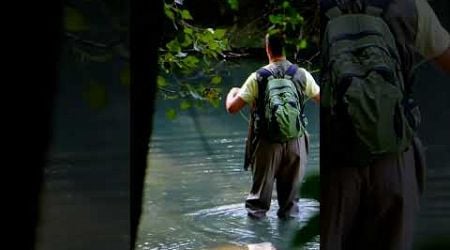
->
<box><xmin>434</xmin><ymin>47</ymin><xmax>450</xmax><ymax>74</ymax></box>
<box><xmin>312</xmin><ymin>93</ymin><xmax>320</xmax><ymax>104</ymax></box>
<box><xmin>226</xmin><ymin>87</ymin><xmax>246</xmax><ymax>114</ymax></box>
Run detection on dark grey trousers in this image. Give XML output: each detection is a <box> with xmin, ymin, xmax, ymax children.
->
<box><xmin>245</xmin><ymin>134</ymin><xmax>309</xmax><ymax>218</ymax></box>
<box><xmin>321</xmin><ymin>138</ymin><xmax>426</xmax><ymax>250</ymax></box>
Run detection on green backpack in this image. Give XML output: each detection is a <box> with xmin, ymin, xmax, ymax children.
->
<box><xmin>321</xmin><ymin>4</ymin><xmax>415</xmax><ymax>167</ymax></box>
<box><xmin>255</xmin><ymin>64</ymin><xmax>306</xmax><ymax>143</ymax></box>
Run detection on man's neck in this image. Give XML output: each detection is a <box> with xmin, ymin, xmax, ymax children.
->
<box><xmin>269</xmin><ymin>56</ymin><xmax>286</xmax><ymax>64</ymax></box>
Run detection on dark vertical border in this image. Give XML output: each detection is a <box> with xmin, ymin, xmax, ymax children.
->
<box><xmin>5</xmin><ymin>1</ymin><xmax>62</xmax><ymax>249</ymax></box>
<box><xmin>130</xmin><ymin>0</ymin><xmax>163</xmax><ymax>247</ymax></box>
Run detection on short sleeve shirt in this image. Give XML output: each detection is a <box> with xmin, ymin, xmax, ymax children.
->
<box><xmin>238</xmin><ymin>60</ymin><xmax>320</xmax><ymax>105</ymax></box>
<box><xmin>415</xmin><ymin>0</ymin><xmax>450</xmax><ymax>59</ymax></box>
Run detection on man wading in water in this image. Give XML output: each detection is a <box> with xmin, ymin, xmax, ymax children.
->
<box><xmin>225</xmin><ymin>32</ymin><xmax>320</xmax><ymax>219</ymax></box>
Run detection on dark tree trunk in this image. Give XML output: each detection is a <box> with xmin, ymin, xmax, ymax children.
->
<box><xmin>130</xmin><ymin>0</ymin><xmax>163</xmax><ymax>247</ymax></box>
<box><xmin>5</xmin><ymin>2</ymin><xmax>62</xmax><ymax>249</ymax></box>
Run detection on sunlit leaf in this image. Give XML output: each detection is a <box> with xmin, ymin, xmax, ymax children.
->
<box><xmin>299</xmin><ymin>39</ymin><xmax>308</xmax><ymax>49</ymax></box>
<box><xmin>214</xmin><ymin>29</ymin><xmax>226</xmax><ymax>39</ymax></box>
<box><xmin>181</xmin><ymin>10</ymin><xmax>193</xmax><ymax>20</ymax></box>
<box><xmin>183</xmin><ymin>27</ymin><xmax>193</xmax><ymax>35</ymax></box>
<box><xmin>180</xmin><ymin>100</ymin><xmax>191</xmax><ymax>110</ymax></box>
<box><xmin>209</xmin><ymin>42</ymin><xmax>219</xmax><ymax>51</ymax></box>
<box><xmin>211</xmin><ymin>75</ymin><xmax>222</xmax><ymax>85</ymax></box>
<box><xmin>64</xmin><ymin>7</ymin><xmax>89</xmax><ymax>32</ymax></box>
<box><xmin>183</xmin><ymin>56</ymin><xmax>199</xmax><ymax>68</ymax></box>
<box><xmin>180</xmin><ymin>35</ymin><xmax>192</xmax><ymax>47</ymax></box>
<box><xmin>166</xmin><ymin>108</ymin><xmax>177</xmax><ymax>120</ymax></box>
<box><xmin>166</xmin><ymin>39</ymin><xmax>181</xmax><ymax>52</ymax></box>
<box><xmin>227</xmin><ymin>0</ymin><xmax>239</xmax><ymax>10</ymax></box>
<box><xmin>164</xmin><ymin>4</ymin><xmax>175</xmax><ymax>21</ymax></box>
<box><xmin>269</xmin><ymin>14</ymin><xmax>283</xmax><ymax>24</ymax></box>
<box><xmin>157</xmin><ymin>76</ymin><xmax>167</xmax><ymax>88</ymax></box>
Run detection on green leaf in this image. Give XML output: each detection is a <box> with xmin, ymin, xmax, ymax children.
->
<box><xmin>183</xmin><ymin>56</ymin><xmax>199</xmax><ymax>68</ymax></box>
<box><xmin>282</xmin><ymin>1</ymin><xmax>290</xmax><ymax>8</ymax></box>
<box><xmin>209</xmin><ymin>42</ymin><xmax>219</xmax><ymax>51</ymax></box>
<box><xmin>180</xmin><ymin>100</ymin><xmax>191</xmax><ymax>110</ymax></box>
<box><xmin>166</xmin><ymin>39</ymin><xmax>181</xmax><ymax>52</ymax></box>
<box><xmin>214</xmin><ymin>29</ymin><xmax>226</xmax><ymax>39</ymax></box>
<box><xmin>299</xmin><ymin>39</ymin><xmax>308</xmax><ymax>49</ymax></box>
<box><xmin>211</xmin><ymin>75</ymin><xmax>222</xmax><ymax>85</ymax></box>
<box><xmin>183</xmin><ymin>27</ymin><xmax>193</xmax><ymax>35</ymax></box>
<box><xmin>164</xmin><ymin>4</ymin><xmax>175</xmax><ymax>21</ymax></box>
<box><xmin>64</xmin><ymin>7</ymin><xmax>89</xmax><ymax>32</ymax></box>
<box><xmin>269</xmin><ymin>14</ymin><xmax>283</xmax><ymax>24</ymax></box>
<box><xmin>181</xmin><ymin>35</ymin><xmax>193</xmax><ymax>47</ymax></box>
<box><xmin>181</xmin><ymin>10</ymin><xmax>193</xmax><ymax>20</ymax></box>
<box><xmin>157</xmin><ymin>76</ymin><xmax>167</xmax><ymax>88</ymax></box>
<box><xmin>295</xmin><ymin>13</ymin><xmax>303</xmax><ymax>23</ymax></box>
<box><xmin>227</xmin><ymin>0</ymin><xmax>239</xmax><ymax>10</ymax></box>
<box><xmin>166</xmin><ymin>108</ymin><xmax>177</xmax><ymax>120</ymax></box>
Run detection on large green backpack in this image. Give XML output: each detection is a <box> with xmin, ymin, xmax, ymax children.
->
<box><xmin>255</xmin><ymin>64</ymin><xmax>306</xmax><ymax>143</ymax></box>
<box><xmin>321</xmin><ymin>4</ymin><xmax>415</xmax><ymax>167</ymax></box>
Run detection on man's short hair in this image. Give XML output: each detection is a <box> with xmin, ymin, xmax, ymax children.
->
<box><xmin>266</xmin><ymin>32</ymin><xmax>285</xmax><ymax>56</ymax></box>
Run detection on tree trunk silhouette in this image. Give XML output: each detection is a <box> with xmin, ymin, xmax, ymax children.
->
<box><xmin>5</xmin><ymin>2</ymin><xmax>62</xmax><ymax>249</ymax></box>
<box><xmin>130</xmin><ymin>0</ymin><xmax>164</xmax><ymax>247</ymax></box>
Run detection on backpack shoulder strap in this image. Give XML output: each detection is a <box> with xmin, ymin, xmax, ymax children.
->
<box><xmin>286</xmin><ymin>64</ymin><xmax>307</xmax><ymax>115</ymax></box>
<box><xmin>255</xmin><ymin>67</ymin><xmax>272</xmax><ymax>115</ymax></box>
<box><xmin>256</xmin><ymin>67</ymin><xmax>272</xmax><ymax>81</ymax></box>
<box><xmin>285</xmin><ymin>64</ymin><xmax>298</xmax><ymax>78</ymax></box>
<box><xmin>256</xmin><ymin>67</ymin><xmax>272</xmax><ymax>95</ymax></box>
<box><xmin>285</xmin><ymin>64</ymin><xmax>307</xmax><ymax>90</ymax></box>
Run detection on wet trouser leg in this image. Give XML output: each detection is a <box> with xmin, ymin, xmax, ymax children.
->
<box><xmin>245</xmin><ymin>137</ymin><xmax>282</xmax><ymax>218</ymax></box>
<box><xmin>321</xmin><ymin>146</ymin><xmax>420</xmax><ymax>250</ymax></box>
<box><xmin>276</xmin><ymin>136</ymin><xmax>308</xmax><ymax>218</ymax></box>
<box><xmin>245</xmin><ymin>136</ymin><xmax>307</xmax><ymax>218</ymax></box>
